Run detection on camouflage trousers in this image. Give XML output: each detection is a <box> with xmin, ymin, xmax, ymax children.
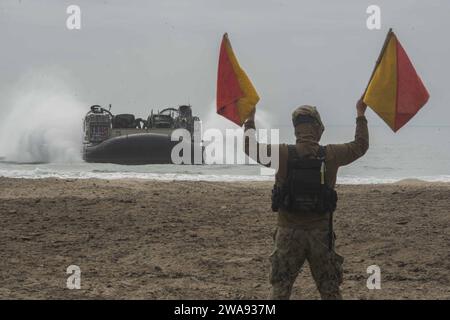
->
<box><xmin>269</xmin><ymin>226</ymin><xmax>344</xmax><ymax>300</ymax></box>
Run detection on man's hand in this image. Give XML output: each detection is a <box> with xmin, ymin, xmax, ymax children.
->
<box><xmin>245</xmin><ymin>108</ymin><xmax>256</xmax><ymax>123</ymax></box>
<box><xmin>356</xmin><ymin>98</ymin><xmax>367</xmax><ymax>117</ymax></box>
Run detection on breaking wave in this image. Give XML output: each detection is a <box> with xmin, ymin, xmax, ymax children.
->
<box><xmin>0</xmin><ymin>163</ymin><xmax>449</xmax><ymax>184</ymax></box>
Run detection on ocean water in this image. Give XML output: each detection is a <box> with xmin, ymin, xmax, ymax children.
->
<box><xmin>0</xmin><ymin>125</ymin><xmax>449</xmax><ymax>184</ymax></box>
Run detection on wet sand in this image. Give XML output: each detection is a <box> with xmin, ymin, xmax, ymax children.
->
<box><xmin>0</xmin><ymin>177</ymin><xmax>449</xmax><ymax>299</ymax></box>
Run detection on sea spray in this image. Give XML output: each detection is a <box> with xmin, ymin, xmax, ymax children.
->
<box><xmin>202</xmin><ymin>103</ymin><xmax>246</xmax><ymax>165</ymax></box>
<box><xmin>202</xmin><ymin>102</ymin><xmax>275</xmax><ymax>132</ymax></box>
<box><xmin>0</xmin><ymin>77</ymin><xmax>86</xmax><ymax>163</ymax></box>
<box><xmin>201</xmin><ymin>102</ymin><xmax>277</xmax><ymax>165</ymax></box>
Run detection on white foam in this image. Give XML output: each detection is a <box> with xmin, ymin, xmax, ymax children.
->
<box><xmin>0</xmin><ymin>166</ymin><xmax>449</xmax><ymax>184</ymax></box>
<box><xmin>0</xmin><ymin>168</ymin><xmax>273</xmax><ymax>182</ymax></box>
<box><xmin>337</xmin><ymin>175</ymin><xmax>450</xmax><ymax>184</ymax></box>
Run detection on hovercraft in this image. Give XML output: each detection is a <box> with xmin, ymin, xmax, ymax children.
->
<box><xmin>82</xmin><ymin>105</ymin><xmax>203</xmax><ymax>165</ymax></box>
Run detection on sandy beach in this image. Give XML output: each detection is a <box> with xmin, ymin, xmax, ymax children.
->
<box><xmin>0</xmin><ymin>177</ymin><xmax>449</xmax><ymax>299</ymax></box>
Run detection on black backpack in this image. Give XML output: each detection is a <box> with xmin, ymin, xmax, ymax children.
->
<box><xmin>271</xmin><ymin>145</ymin><xmax>337</xmax><ymax>214</ymax></box>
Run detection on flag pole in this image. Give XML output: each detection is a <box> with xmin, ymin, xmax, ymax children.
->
<box><xmin>363</xmin><ymin>28</ymin><xmax>394</xmax><ymax>98</ymax></box>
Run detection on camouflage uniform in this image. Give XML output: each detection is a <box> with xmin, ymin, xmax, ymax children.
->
<box><xmin>269</xmin><ymin>226</ymin><xmax>344</xmax><ymax>300</ymax></box>
<box><xmin>244</xmin><ymin>105</ymin><xmax>369</xmax><ymax>300</ymax></box>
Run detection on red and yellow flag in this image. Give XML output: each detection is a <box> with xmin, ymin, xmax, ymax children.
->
<box><xmin>216</xmin><ymin>33</ymin><xmax>260</xmax><ymax>126</ymax></box>
<box><xmin>363</xmin><ymin>29</ymin><xmax>429</xmax><ymax>132</ymax></box>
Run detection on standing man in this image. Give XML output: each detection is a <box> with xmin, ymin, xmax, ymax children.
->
<box><xmin>243</xmin><ymin>99</ymin><xmax>369</xmax><ymax>299</ymax></box>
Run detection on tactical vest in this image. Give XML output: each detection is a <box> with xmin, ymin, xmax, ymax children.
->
<box><xmin>271</xmin><ymin>145</ymin><xmax>337</xmax><ymax>214</ymax></box>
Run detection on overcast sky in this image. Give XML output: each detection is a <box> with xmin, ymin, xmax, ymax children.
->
<box><xmin>0</xmin><ymin>0</ymin><xmax>449</xmax><ymax>128</ymax></box>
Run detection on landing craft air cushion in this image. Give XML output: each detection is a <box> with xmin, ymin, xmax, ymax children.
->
<box><xmin>82</xmin><ymin>105</ymin><xmax>203</xmax><ymax>165</ymax></box>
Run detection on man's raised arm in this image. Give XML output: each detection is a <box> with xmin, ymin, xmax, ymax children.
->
<box><xmin>243</xmin><ymin>109</ymin><xmax>274</xmax><ymax>168</ymax></box>
<box><xmin>327</xmin><ymin>99</ymin><xmax>369</xmax><ymax>167</ymax></box>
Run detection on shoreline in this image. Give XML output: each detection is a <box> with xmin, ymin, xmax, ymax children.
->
<box><xmin>0</xmin><ymin>174</ymin><xmax>450</xmax><ymax>186</ymax></box>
